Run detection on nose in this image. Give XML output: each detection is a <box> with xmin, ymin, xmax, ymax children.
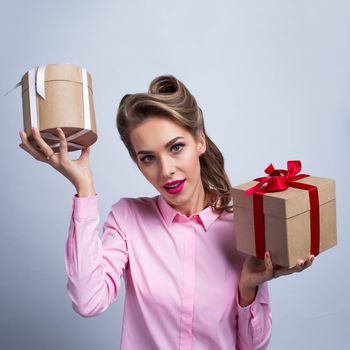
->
<box><xmin>159</xmin><ymin>155</ymin><xmax>176</xmax><ymax>178</ymax></box>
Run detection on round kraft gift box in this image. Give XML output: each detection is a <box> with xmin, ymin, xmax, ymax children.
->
<box><xmin>21</xmin><ymin>64</ymin><xmax>97</xmax><ymax>152</ymax></box>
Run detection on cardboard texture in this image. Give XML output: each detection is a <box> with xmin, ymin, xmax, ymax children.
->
<box><xmin>21</xmin><ymin>64</ymin><xmax>97</xmax><ymax>152</ymax></box>
<box><xmin>231</xmin><ymin>176</ymin><xmax>337</xmax><ymax>268</ymax></box>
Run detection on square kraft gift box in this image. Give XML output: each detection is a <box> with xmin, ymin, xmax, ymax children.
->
<box><xmin>20</xmin><ymin>64</ymin><xmax>97</xmax><ymax>152</ymax></box>
<box><xmin>231</xmin><ymin>161</ymin><xmax>337</xmax><ymax>268</ymax></box>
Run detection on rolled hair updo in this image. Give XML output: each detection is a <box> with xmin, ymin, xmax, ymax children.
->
<box><xmin>116</xmin><ymin>75</ymin><xmax>233</xmax><ymax>214</ymax></box>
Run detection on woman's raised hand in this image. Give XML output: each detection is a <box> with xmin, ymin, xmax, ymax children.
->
<box><xmin>19</xmin><ymin>127</ymin><xmax>96</xmax><ymax>196</ymax></box>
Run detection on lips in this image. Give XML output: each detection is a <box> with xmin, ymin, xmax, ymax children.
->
<box><xmin>164</xmin><ymin>180</ymin><xmax>184</xmax><ymax>188</ymax></box>
<box><xmin>163</xmin><ymin>180</ymin><xmax>185</xmax><ymax>195</ymax></box>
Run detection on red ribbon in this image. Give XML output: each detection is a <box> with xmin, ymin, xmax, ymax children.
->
<box><xmin>245</xmin><ymin>160</ymin><xmax>320</xmax><ymax>260</ymax></box>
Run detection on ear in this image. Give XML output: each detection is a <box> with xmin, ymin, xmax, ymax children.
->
<box><xmin>197</xmin><ymin>131</ymin><xmax>206</xmax><ymax>156</ymax></box>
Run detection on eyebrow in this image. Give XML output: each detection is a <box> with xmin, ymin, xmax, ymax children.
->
<box><xmin>136</xmin><ymin>136</ymin><xmax>185</xmax><ymax>156</ymax></box>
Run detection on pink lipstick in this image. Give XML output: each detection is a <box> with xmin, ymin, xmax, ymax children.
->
<box><xmin>163</xmin><ymin>180</ymin><xmax>185</xmax><ymax>195</ymax></box>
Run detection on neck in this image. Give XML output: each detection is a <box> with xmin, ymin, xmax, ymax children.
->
<box><xmin>174</xmin><ymin>182</ymin><xmax>208</xmax><ymax>217</ymax></box>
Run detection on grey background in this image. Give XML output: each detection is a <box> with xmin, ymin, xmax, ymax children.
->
<box><xmin>1</xmin><ymin>1</ymin><xmax>349</xmax><ymax>349</ymax></box>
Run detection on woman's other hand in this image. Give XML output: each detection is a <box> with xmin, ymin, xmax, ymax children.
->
<box><xmin>238</xmin><ymin>252</ymin><xmax>314</xmax><ymax>306</ymax></box>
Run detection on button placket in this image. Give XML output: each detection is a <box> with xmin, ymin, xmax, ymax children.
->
<box><xmin>179</xmin><ymin>219</ymin><xmax>196</xmax><ymax>350</ymax></box>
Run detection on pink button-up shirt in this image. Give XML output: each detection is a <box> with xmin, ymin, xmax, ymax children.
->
<box><xmin>64</xmin><ymin>194</ymin><xmax>272</xmax><ymax>349</ymax></box>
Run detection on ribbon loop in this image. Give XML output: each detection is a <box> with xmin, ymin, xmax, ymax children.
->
<box><xmin>36</xmin><ymin>66</ymin><xmax>46</xmax><ymax>99</ymax></box>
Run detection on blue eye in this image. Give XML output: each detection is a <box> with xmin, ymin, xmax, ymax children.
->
<box><xmin>139</xmin><ymin>143</ymin><xmax>184</xmax><ymax>163</ymax></box>
<box><xmin>171</xmin><ymin>143</ymin><xmax>184</xmax><ymax>152</ymax></box>
<box><xmin>140</xmin><ymin>155</ymin><xmax>154</xmax><ymax>163</ymax></box>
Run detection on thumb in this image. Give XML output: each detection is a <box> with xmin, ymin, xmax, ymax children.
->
<box><xmin>264</xmin><ymin>251</ymin><xmax>274</xmax><ymax>280</ymax></box>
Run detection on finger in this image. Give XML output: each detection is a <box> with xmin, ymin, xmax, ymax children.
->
<box><xmin>294</xmin><ymin>259</ymin><xmax>306</xmax><ymax>271</ymax></box>
<box><xmin>57</xmin><ymin>128</ymin><xmax>68</xmax><ymax>157</ymax></box>
<box><xmin>19</xmin><ymin>131</ymin><xmax>49</xmax><ymax>162</ymax></box>
<box><xmin>301</xmin><ymin>255</ymin><xmax>314</xmax><ymax>270</ymax></box>
<box><xmin>79</xmin><ymin>146</ymin><xmax>90</xmax><ymax>161</ymax></box>
<box><xmin>31</xmin><ymin>127</ymin><xmax>54</xmax><ymax>158</ymax></box>
<box><xmin>273</xmin><ymin>262</ymin><xmax>303</xmax><ymax>278</ymax></box>
<box><xmin>264</xmin><ymin>252</ymin><xmax>274</xmax><ymax>280</ymax></box>
<box><xmin>273</xmin><ymin>255</ymin><xmax>315</xmax><ymax>278</ymax></box>
<box><xmin>296</xmin><ymin>260</ymin><xmax>305</xmax><ymax>272</ymax></box>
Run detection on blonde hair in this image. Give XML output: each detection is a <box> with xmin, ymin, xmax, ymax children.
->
<box><xmin>116</xmin><ymin>75</ymin><xmax>233</xmax><ymax>214</ymax></box>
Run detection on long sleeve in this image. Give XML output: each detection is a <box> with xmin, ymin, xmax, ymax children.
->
<box><xmin>64</xmin><ymin>194</ymin><xmax>129</xmax><ymax>317</ymax></box>
<box><xmin>235</xmin><ymin>281</ymin><xmax>272</xmax><ymax>350</ymax></box>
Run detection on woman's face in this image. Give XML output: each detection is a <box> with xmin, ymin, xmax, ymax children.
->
<box><xmin>129</xmin><ymin>117</ymin><xmax>206</xmax><ymax>215</ymax></box>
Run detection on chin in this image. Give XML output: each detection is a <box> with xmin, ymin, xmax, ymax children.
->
<box><xmin>171</xmin><ymin>196</ymin><xmax>192</xmax><ymax>209</ymax></box>
<box><xmin>161</xmin><ymin>191</ymin><xmax>185</xmax><ymax>204</ymax></box>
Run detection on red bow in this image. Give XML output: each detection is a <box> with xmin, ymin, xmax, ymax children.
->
<box><xmin>245</xmin><ymin>160</ymin><xmax>308</xmax><ymax>196</ymax></box>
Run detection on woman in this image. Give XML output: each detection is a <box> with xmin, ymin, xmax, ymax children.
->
<box><xmin>19</xmin><ymin>75</ymin><xmax>314</xmax><ymax>349</ymax></box>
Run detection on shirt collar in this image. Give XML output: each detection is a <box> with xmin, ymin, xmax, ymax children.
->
<box><xmin>156</xmin><ymin>195</ymin><xmax>220</xmax><ymax>232</ymax></box>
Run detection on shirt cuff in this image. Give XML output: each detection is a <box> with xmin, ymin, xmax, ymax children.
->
<box><xmin>72</xmin><ymin>194</ymin><xmax>99</xmax><ymax>218</ymax></box>
<box><xmin>236</xmin><ymin>282</ymin><xmax>270</xmax><ymax>316</ymax></box>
